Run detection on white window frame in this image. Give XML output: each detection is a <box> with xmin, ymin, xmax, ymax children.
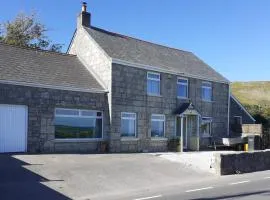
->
<box><xmin>201</xmin><ymin>117</ymin><xmax>212</xmax><ymax>137</ymax></box>
<box><xmin>177</xmin><ymin>77</ymin><xmax>188</xmax><ymax>99</ymax></box>
<box><xmin>234</xmin><ymin>116</ymin><xmax>242</xmax><ymax>125</ymax></box>
<box><xmin>151</xmin><ymin>114</ymin><xmax>165</xmax><ymax>137</ymax></box>
<box><xmin>147</xmin><ymin>71</ymin><xmax>161</xmax><ymax>96</ymax></box>
<box><xmin>121</xmin><ymin>112</ymin><xmax>137</xmax><ymax>137</ymax></box>
<box><xmin>202</xmin><ymin>81</ymin><xmax>212</xmax><ymax>102</ymax></box>
<box><xmin>54</xmin><ymin>108</ymin><xmax>103</xmax><ymax>140</ymax></box>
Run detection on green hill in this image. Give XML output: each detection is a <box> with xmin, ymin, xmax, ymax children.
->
<box><xmin>231</xmin><ymin>81</ymin><xmax>270</xmax><ymax>126</ymax></box>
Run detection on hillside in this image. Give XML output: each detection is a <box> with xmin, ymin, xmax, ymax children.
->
<box><xmin>231</xmin><ymin>81</ymin><xmax>270</xmax><ymax>126</ymax></box>
<box><xmin>231</xmin><ymin>81</ymin><xmax>270</xmax><ymax>106</ymax></box>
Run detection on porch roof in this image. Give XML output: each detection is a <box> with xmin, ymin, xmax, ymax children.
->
<box><xmin>173</xmin><ymin>102</ymin><xmax>200</xmax><ymax>116</ymax></box>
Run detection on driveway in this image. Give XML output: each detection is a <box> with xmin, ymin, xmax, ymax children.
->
<box><xmin>0</xmin><ymin>153</ymin><xmax>215</xmax><ymax>200</ymax></box>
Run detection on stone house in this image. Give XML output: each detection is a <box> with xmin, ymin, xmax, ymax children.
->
<box><xmin>0</xmin><ymin>3</ymin><xmax>254</xmax><ymax>153</ymax></box>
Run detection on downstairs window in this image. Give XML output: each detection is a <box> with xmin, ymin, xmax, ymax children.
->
<box><xmin>54</xmin><ymin>108</ymin><xmax>102</xmax><ymax>139</ymax></box>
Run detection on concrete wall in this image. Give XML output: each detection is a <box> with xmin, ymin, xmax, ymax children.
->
<box><xmin>214</xmin><ymin>150</ymin><xmax>270</xmax><ymax>175</ymax></box>
<box><xmin>0</xmin><ymin>83</ymin><xmax>110</xmax><ymax>153</ymax></box>
<box><xmin>110</xmin><ymin>63</ymin><xmax>229</xmax><ymax>152</ymax></box>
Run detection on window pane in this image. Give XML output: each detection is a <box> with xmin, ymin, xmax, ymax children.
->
<box><xmin>122</xmin><ymin>113</ymin><xmax>136</xmax><ymax>119</ymax></box>
<box><xmin>147</xmin><ymin>79</ymin><xmax>160</xmax><ymax>95</ymax></box>
<box><xmin>55</xmin><ymin>116</ymin><xmax>102</xmax><ymax>139</ymax></box>
<box><xmin>81</xmin><ymin>110</ymin><xmax>96</xmax><ymax>117</ymax></box>
<box><xmin>121</xmin><ymin>118</ymin><xmax>136</xmax><ymax>137</ymax></box>
<box><xmin>151</xmin><ymin>120</ymin><xmax>164</xmax><ymax>137</ymax></box>
<box><xmin>177</xmin><ymin>84</ymin><xmax>187</xmax><ymax>97</ymax></box>
<box><xmin>202</xmin><ymin>88</ymin><xmax>212</xmax><ymax>101</ymax></box>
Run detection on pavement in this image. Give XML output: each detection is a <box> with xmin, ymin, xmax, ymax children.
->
<box><xmin>1</xmin><ymin>153</ymin><xmax>270</xmax><ymax>200</ymax></box>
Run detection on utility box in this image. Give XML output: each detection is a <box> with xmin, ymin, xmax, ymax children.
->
<box><xmin>248</xmin><ymin>135</ymin><xmax>255</xmax><ymax>151</ymax></box>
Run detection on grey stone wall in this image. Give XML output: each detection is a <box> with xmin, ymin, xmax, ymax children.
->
<box><xmin>110</xmin><ymin>63</ymin><xmax>229</xmax><ymax>152</ymax></box>
<box><xmin>214</xmin><ymin>150</ymin><xmax>270</xmax><ymax>175</ymax></box>
<box><xmin>0</xmin><ymin>83</ymin><xmax>110</xmax><ymax>153</ymax></box>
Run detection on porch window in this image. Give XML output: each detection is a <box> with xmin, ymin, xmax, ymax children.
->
<box><xmin>177</xmin><ymin>78</ymin><xmax>188</xmax><ymax>98</ymax></box>
<box><xmin>202</xmin><ymin>82</ymin><xmax>212</xmax><ymax>101</ymax></box>
<box><xmin>121</xmin><ymin>112</ymin><xmax>136</xmax><ymax>137</ymax></box>
<box><xmin>147</xmin><ymin>72</ymin><xmax>160</xmax><ymax>95</ymax></box>
<box><xmin>54</xmin><ymin>108</ymin><xmax>103</xmax><ymax>139</ymax></box>
<box><xmin>201</xmin><ymin>117</ymin><xmax>212</xmax><ymax>137</ymax></box>
<box><xmin>151</xmin><ymin>114</ymin><xmax>165</xmax><ymax>137</ymax></box>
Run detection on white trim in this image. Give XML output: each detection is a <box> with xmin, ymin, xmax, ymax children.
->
<box><xmin>25</xmin><ymin>106</ymin><xmax>28</xmax><ymax>152</ymax></box>
<box><xmin>121</xmin><ymin>112</ymin><xmax>137</xmax><ymax>137</ymax></box>
<box><xmin>112</xmin><ymin>58</ymin><xmax>230</xmax><ymax>84</ymax></box>
<box><xmin>177</xmin><ymin>77</ymin><xmax>189</xmax><ymax>99</ymax></box>
<box><xmin>231</xmin><ymin>95</ymin><xmax>256</xmax><ymax>122</ymax></box>
<box><xmin>151</xmin><ymin>114</ymin><xmax>166</xmax><ymax>137</ymax></box>
<box><xmin>0</xmin><ymin>79</ymin><xmax>107</xmax><ymax>94</ymax></box>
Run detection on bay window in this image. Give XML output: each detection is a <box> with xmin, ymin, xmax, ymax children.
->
<box><xmin>54</xmin><ymin>108</ymin><xmax>103</xmax><ymax>139</ymax></box>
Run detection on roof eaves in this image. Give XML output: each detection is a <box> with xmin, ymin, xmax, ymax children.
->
<box><xmin>112</xmin><ymin>58</ymin><xmax>230</xmax><ymax>84</ymax></box>
<box><xmin>0</xmin><ymin>79</ymin><xmax>108</xmax><ymax>94</ymax></box>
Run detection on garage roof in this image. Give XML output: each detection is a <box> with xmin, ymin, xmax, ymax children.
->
<box><xmin>0</xmin><ymin>42</ymin><xmax>105</xmax><ymax>93</ymax></box>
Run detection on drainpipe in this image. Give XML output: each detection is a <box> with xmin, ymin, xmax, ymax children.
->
<box><xmin>227</xmin><ymin>84</ymin><xmax>231</xmax><ymax>136</ymax></box>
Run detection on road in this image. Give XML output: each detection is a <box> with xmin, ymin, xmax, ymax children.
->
<box><xmin>108</xmin><ymin>170</ymin><xmax>270</xmax><ymax>200</ymax></box>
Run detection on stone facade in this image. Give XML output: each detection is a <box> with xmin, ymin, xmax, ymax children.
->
<box><xmin>0</xmin><ymin>83</ymin><xmax>110</xmax><ymax>153</ymax></box>
<box><xmin>109</xmin><ymin>63</ymin><xmax>229</xmax><ymax>152</ymax></box>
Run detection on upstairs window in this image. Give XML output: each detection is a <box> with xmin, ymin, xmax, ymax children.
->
<box><xmin>147</xmin><ymin>72</ymin><xmax>160</xmax><ymax>95</ymax></box>
<box><xmin>202</xmin><ymin>82</ymin><xmax>212</xmax><ymax>101</ymax></box>
<box><xmin>151</xmin><ymin>114</ymin><xmax>165</xmax><ymax>137</ymax></box>
<box><xmin>54</xmin><ymin>108</ymin><xmax>103</xmax><ymax>139</ymax></box>
<box><xmin>177</xmin><ymin>78</ymin><xmax>188</xmax><ymax>98</ymax></box>
<box><xmin>121</xmin><ymin>112</ymin><xmax>136</xmax><ymax>137</ymax></box>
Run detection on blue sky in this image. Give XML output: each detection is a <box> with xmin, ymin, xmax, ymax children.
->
<box><xmin>1</xmin><ymin>0</ymin><xmax>269</xmax><ymax>82</ymax></box>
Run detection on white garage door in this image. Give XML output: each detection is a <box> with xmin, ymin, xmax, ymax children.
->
<box><xmin>0</xmin><ymin>105</ymin><xmax>28</xmax><ymax>153</ymax></box>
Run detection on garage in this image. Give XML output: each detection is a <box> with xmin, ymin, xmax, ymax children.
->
<box><xmin>0</xmin><ymin>105</ymin><xmax>28</xmax><ymax>153</ymax></box>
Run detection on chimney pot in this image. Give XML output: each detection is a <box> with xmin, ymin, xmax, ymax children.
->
<box><xmin>78</xmin><ymin>2</ymin><xmax>91</xmax><ymax>28</ymax></box>
<box><xmin>82</xmin><ymin>2</ymin><xmax>87</xmax><ymax>12</ymax></box>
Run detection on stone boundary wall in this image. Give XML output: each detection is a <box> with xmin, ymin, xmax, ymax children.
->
<box><xmin>213</xmin><ymin>150</ymin><xmax>270</xmax><ymax>175</ymax></box>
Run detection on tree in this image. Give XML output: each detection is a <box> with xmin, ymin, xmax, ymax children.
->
<box><xmin>0</xmin><ymin>13</ymin><xmax>62</xmax><ymax>52</ymax></box>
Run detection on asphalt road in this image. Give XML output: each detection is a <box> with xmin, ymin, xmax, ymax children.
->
<box><xmin>117</xmin><ymin>170</ymin><xmax>270</xmax><ymax>200</ymax></box>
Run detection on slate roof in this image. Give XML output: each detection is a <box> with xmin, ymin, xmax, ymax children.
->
<box><xmin>0</xmin><ymin>42</ymin><xmax>105</xmax><ymax>92</ymax></box>
<box><xmin>85</xmin><ymin>26</ymin><xmax>229</xmax><ymax>83</ymax></box>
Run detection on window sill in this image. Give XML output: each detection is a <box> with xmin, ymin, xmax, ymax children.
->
<box><xmin>150</xmin><ymin>137</ymin><xmax>168</xmax><ymax>141</ymax></box>
<box><xmin>121</xmin><ymin>137</ymin><xmax>140</xmax><ymax>141</ymax></box>
<box><xmin>202</xmin><ymin>134</ymin><xmax>212</xmax><ymax>138</ymax></box>
<box><xmin>54</xmin><ymin>138</ymin><xmax>104</xmax><ymax>143</ymax></box>
<box><xmin>147</xmin><ymin>94</ymin><xmax>162</xmax><ymax>97</ymax></box>
<box><xmin>177</xmin><ymin>96</ymin><xmax>189</xmax><ymax>100</ymax></box>
<box><xmin>202</xmin><ymin>100</ymin><xmax>213</xmax><ymax>103</ymax></box>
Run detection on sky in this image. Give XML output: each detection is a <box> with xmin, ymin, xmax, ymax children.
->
<box><xmin>0</xmin><ymin>0</ymin><xmax>269</xmax><ymax>82</ymax></box>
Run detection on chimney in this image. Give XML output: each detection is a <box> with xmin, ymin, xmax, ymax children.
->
<box><xmin>77</xmin><ymin>2</ymin><xmax>91</xmax><ymax>28</ymax></box>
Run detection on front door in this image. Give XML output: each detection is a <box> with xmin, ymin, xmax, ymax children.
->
<box><xmin>187</xmin><ymin>115</ymin><xmax>199</xmax><ymax>151</ymax></box>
